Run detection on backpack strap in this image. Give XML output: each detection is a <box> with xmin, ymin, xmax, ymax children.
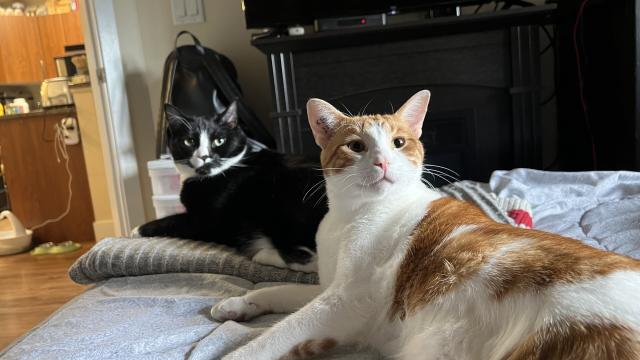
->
<box><xmin>199</xmin><ymin>52</ymin><xmax>276</xmax><ymax>149</ymax></box>
<box><xmin>156</xmin><ymin>31</ymin><xmax>208</xmax><ymax>156</ymax></box>
<box><xmin>156</xmin><ymin>51</ymin><xmax>178</xmax><ymax>156</ymax></box>
<box><xmin>174</xmin><ymin>30</ymin><xmax>205</xmax><ymax>55</ymax></box>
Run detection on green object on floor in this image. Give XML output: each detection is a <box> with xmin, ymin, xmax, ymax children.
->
<box><xmin>30</xmin><ymin>241</ymin><xmax>82</xmax><ymax>256</ymax></box>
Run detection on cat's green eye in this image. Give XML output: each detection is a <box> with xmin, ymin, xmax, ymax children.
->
<box><xmin>347</xmin><ymin>140</ymin><xmax>366</xmax><ymax>153</ymax></box>
<box><xmin>213</xmin><ymin>138</ymin><xmax>226</xmax><ymax>147</ymax></box>
<box><xmin>393</xmin><ymin>137</ymin><xmax>406</xmax><ymax>148</ymax></box>
<box><xmin>183</xmin><ymin>138</ymin><xmax>195</xmax><ymax>147</ymax></box>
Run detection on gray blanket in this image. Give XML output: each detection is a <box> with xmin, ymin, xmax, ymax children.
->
<box><xmin>0</xmin><ymin>273</ymin><xmax>381</xmax><ymax>360</ymax></box>
<box><xmin>69</xmin><ymin>237</ymin><xmax>319</xmax><ymax>285</ymax></box>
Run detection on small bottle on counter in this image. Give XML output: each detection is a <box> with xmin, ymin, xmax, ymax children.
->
<box><xmin>0</xmin><ymin>102</ymin><xmax>4</xmax><ymax>117</ymax></box>
<box><xmin>12</xmin><ymin>98</ymin><xmax>29</xmax><ymax>114</ymax></box>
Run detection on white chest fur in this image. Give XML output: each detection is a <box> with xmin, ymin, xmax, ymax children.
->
<box><xmin>313</xmin><ymin>183</ymin><xmax>441</xmax><ymax>354</ymax></box>
<box><xmin>316</xmin><ymin>184</ymin><xmax>441</xmax><ymax>287</ymax></box>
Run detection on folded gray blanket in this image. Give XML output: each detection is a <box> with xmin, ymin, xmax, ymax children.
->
<box><xmin>69</xmin><ymin>181</ymin><xmax>519</xmax><ymax>285</ymax></box>
<box><xmin>69</xmin><ymin>238</ymin><xmax>319</xmax><ymax>285</ymax></box>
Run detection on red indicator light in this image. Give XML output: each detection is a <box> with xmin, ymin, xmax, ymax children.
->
<box><xmin>361</xmin><ymin>18</ymin><xmax>366</xmax><ymax>24</ymax></box>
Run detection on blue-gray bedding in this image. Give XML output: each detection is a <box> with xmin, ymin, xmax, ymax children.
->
<box><xmin>1</xmin><ymin>169</ymin><xmax>638</xmax><ymax>360</ymax></box>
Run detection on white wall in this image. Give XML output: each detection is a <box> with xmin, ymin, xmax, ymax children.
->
<box><xmin>112</xmin><ymin>0</ymin><xmax>271</xmax><ymax>221</ymax></box>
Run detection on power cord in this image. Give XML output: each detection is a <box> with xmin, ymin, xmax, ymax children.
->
<box><xmin>30</xmin><ymin>123</ymin><xmax>73</xmax><ymax>231</ymax></box>
<box><xmin>573</xmin><ymin>0</ymin><xmax>597</xmax><ymax>169</ymax></box>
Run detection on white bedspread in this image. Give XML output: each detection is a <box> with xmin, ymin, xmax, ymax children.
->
<box><xmin>490</xmin><ymin>169</ymin><xmax>640</xmax><ymax>258</ymax></box>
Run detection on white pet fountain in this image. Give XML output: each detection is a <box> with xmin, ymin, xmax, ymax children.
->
<box><xmin>0</xmin><ymin>210</ymin><xmax>33</xmax><ymax>255</ymax></box>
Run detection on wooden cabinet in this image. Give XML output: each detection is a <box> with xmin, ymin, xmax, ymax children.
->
<box><xmin>0</xmin><ymin>112</ymin><xmax>95</xmax><ymax>243</ymax></box>
<box><xmin>37</xmin><ymin>15</ymin><xmax>67</xmax><ymax>79</ymax></box>
<box><xmin>38</xmin><ymin>11</ymin><xmax>84</xmax><ymax>79</ymax></box>
<box><xmin>0</xmin><ymin>16</ymin><xmax>45</xmax><ymax>83</ymax></box>
<box><xmin>0</xmin><ymin>42</ymin><xmax>6</xmax><ymax>83</ymax></box>
<box><xmin>61</xmin><ymin>11</ymin><xmax>84</xmax><ymax>45</ymax></box>
<box><xmin>0</xmin><ymin>11</ymin><xmax>84</xmax><ymax>82</ymax></box>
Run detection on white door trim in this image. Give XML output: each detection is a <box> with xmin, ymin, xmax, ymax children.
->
<box><xmin>80</xmin><ymin>0</ymin><xmax>146</xmax><ymax>236</ymax></box>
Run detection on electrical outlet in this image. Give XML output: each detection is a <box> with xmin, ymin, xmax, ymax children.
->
<box><xmin>171</xmin><ymin>0</ymin><xmax>205</xmax><ymax>25</ymax></box>
<box><xmin>61</xmin><ymin>117</ymin><xmax>80</xmax><ymax>145</ymax></box>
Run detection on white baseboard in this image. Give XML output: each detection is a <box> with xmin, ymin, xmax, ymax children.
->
<box><xmin>93</xmin><ymin>219</ymin><xmax>116</xmax><ymax>241</ymax></box>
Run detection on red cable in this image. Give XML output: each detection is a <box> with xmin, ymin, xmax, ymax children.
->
<box><xmin>573</xmin><ymin>0</ymin><xmax>597</xmax><ymax>169</ymax></box>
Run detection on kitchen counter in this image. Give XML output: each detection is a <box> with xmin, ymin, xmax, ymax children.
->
<box><xmin>0</xmin><ymin>105</ymin><xmax>76</xmax><ymax>120</ymax></box>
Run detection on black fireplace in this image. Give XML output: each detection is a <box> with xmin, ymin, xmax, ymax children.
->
<box><xmin>252</xmin><ymin>6</ymin><xmax>558</xmax><ymax>185</ymax></box>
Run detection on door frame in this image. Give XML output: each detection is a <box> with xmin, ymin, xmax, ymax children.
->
<box><xmin>79</xmin><ymin>0</ymin><xmax>146</xmax><ymax>236</ymax></box>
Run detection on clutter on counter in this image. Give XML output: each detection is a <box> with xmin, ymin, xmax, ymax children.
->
<box><xmin>3</xmin><ymin>98</ymin><xmax>30</xmax><ymax>115</ymax></box>
<box><xmin>0</xmin><ymin>105</ymin><xmax>75</xmax><ymax>120</ymax></box>
<box><xmin>0</xmin><ymin>0</ymin><xmax>79</xmax><ymax>16</ymax></box>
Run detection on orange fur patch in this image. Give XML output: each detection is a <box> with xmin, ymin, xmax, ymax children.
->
<box><xmin>390</xmin><ymin>198</ymin><xmax>640</xmax><ymax>320</ymax></box>
<box><xmin>320</xmin><ymin>114</ymin><xmax>424</xmax><ymax>176</ymax></box>
<box><xmin>505</xmin><ymin>322</ymin><xmax>640</xmax><ymax>360</ymax></box>
<box><xmin>280</xmin><ymin>338</ymin><xmax>337</xmax><ymax>360</ymax></box>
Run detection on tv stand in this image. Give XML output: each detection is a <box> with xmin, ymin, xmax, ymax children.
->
<box><xmin>253</xmin><ymin>5</ymin><xmax>558</xmax><ymax>183</ymax></box>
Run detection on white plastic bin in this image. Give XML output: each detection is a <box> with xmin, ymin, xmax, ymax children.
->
<box><xmin>147</xmin><ymin>159</ymin><xmax>181</xmax><ymax>196</ymax></box>
<box><xmin>152</xmin><ymin>194</ymin><xmax>185</xmax><ymax>219</ymax></box>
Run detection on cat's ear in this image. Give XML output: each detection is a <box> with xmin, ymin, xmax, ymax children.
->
<box><xmin>307</xmin><ymin>98</ymin><xmax>343</xmax><ymax>149</ymax></box>
<box><xmin>219</xmin><ymin>101</ymin><xmax>238</xmax><ymax>128</ymax></box>
<box><xmin>164</xmin><ymin>103</ymin><xmax>186</xmax><ymax>127</ymax></box>
<box><xmin>395</xmin><ymin>90</ymin><xmax>431</xmax><ymax>138</ymax></box>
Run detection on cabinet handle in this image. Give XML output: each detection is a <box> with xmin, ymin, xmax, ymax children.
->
<box><xmin>40</xmin><ymin>60</ymin><xmax>45</xmax><ymax>80</ymax></box>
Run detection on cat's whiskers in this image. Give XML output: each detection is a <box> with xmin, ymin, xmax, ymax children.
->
<box><xmin>422</xmin><ymin>170</ymin><xmax>455</xmax><ymax>185</ymax></box>
<box><xmin>313</xmin><ymin>191</ymin><xmax>327</xmax><ymax>208</ymax></box>
<box><xmin>314</xmin><ymin>167</ymin><xmax>347</xmax><ymax>172</ymax></box>
<box><xmin>174</xmin><ymin>116</ymin><xmax>192</xmax><ymax>130</ymax></box>
<box><xmin>422</xmin><ymin>167</ymin><xmax>459</xmax><ymax>182</ymax></box>
<box><xmin>423</xmin><ymin>169</ymin><xmax>458</xmax><ymax>183</ymax></box>
<box><xmin>358</xmin><ymin>98</ymin><xmax>374</xmax><ymax>116</ymax></box>
<box><xmin>342</xmin><ymin>175</ymin><xmax>364</xmax><ymax>193</ymax></box>
<box><xmin>432</xmin><ymin>172</ymin><xmax>458</xmax><ymax>184</ymax></box>
<box><xmin>421</xmin><ymin>178</ymin><xmax>436</xmax><ymax>190</ymax></box>
<box><xmin>424</xmin><ymin>163</ymin><xmax>460</xmax><ymax>177</ymax></box>
<box><xmin>339</xmin><ymin>172</ymin><xmax>361</xmax><ymax>186</ymax></box>
<box><xmin>340</xmin><ymin>102</ymin><xmax>355</xmax><ymax>117</ymax></box>
<box><xmin>421</xmin><ymin>164</ymin><xmax>460</xmax><ymax>183</ymax></box>
<box><xmin>303</xmin><ymin>179</ymin><xmax>327</xmax><ymax>202</ymax></box>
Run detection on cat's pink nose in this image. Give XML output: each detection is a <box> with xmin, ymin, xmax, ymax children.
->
<box><xmin>374</xmin><ymin>160</ymin><xmax>388</xmax><ymax>173</ymax></box>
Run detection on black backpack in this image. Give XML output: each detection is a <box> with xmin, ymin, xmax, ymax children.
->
<box><xmin>156</xmin><ymin>31</ymin><xmax>275</xmax><ymax>156</ymax></box>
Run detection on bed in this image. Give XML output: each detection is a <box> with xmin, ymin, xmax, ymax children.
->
<box><xmin>1</xmin><ymin>169</ymin><xmax>639</xmax><ymax>360</ymax></box>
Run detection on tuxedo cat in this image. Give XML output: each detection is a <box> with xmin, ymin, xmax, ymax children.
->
<box><xmin>137</xmin><ymin>103</ymin><xmax>326</xmax><ymax>272</ymax></box>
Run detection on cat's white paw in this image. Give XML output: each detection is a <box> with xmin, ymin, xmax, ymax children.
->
<box><xmin>130</xmin><ymin>226</ymin><xmax>141</xmax><ymax>238</ymax></box>
<box><xmin>252</xmin><ymin>248</ymin><xmax>287</xmax><ymax>268</ymax></box>
<box><xmin>211</xmin><ymin>296</ymin><xmax>264</xmax><ymax>322</ymax></box>
<box><xmin>288</xmin><ymin>259</ymin><xmax>318</xmax><ymax>273</ymax></box>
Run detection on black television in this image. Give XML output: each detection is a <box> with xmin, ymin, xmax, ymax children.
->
<box><xmin>242</xmin><ymin>0</ymin><xmax>486</xmax><ymax>29</ymax></box>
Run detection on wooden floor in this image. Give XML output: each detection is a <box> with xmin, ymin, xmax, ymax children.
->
<box><xmin>0</xmin><ymin>232</ymin><xmax>92</xmax><ymax>350</ymax></box>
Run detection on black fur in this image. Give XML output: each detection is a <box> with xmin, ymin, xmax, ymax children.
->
<box><xmin>138</xmin><ymin>104</ymin><xmax>327</xmax><ymax>266</ymax></box>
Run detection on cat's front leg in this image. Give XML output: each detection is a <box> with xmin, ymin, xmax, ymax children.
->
<box><xmin>211</xmin><ymin>284</ymin><xmax>322</xmax><ymax>322</ymax></box>
<box><xmin>222</xmin><ymin>286</ymin><xmax>368</xmax><ymax>360</ymax></box>
<box><xmin>137</xmin><ymin>213</ymin><xmax>194</xmax><ymax>239</ymax></box>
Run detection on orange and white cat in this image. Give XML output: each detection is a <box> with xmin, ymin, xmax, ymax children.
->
<box><xmin>213</xmin><ymin>90</ymin><xmax>640</xmax><ymax>360</ymax></box>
